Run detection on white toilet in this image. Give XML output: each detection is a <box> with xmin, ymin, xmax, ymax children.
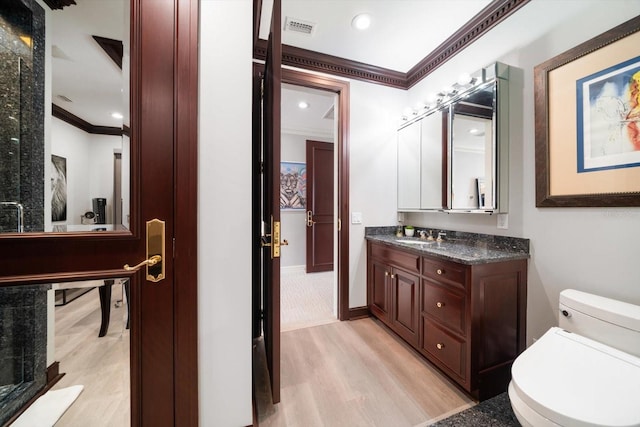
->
<box><xmin>509</xmin><ymin>289</ymin><xmax>640</xmax><ymax>427</ymax></box>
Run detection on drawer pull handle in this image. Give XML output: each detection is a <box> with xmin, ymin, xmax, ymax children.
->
<box><xmin>436</xmin><ymin>302</ymin><xmax>444</xmax><ymax>308</ymax></box>
<box><xmin>436</xmin><ymin>343</ymin><xmax>445</xmax><ymax>350</ymax></box>
<box><xmin>436</xmin><ymin>269</ymin><xmax>443</xmax><ymax>275</ymax></box>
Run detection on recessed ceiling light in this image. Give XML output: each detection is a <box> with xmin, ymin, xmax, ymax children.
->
<box><xmin>111</xmin><ymin>112</ymin><xmax>123</xmax><ymax>119</ymax></box>
<box><xmin>351</xmin><ymin>13</ymin><xmax>371</xmax><ymax>30</ymax></box>
<box><xmin>298</xmin><ymin>101</ymin><xmax>309</xmax><ymax>109</ymax></box>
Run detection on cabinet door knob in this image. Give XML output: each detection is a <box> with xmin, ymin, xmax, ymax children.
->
<box><xmin>391</xmin><ymin>274</ymin><xmax>395</xmax><ymax>279</ymax></box>
<box><xmin>436</xmin><ymin>269</ymin><xmax>443</xmax><ymax>275</ymax></box>
<box><xmin>436</xmin><ymin>343</ymin><xmax>444</xmax><ymax>350</ymax></box>
<box><xmin>385</xmin><ymin>271</ymin><xmax>389</xmax><ymax>277</ymax></box>
<box><xmin>436</xmin><ymin>302</ymin><xmax>444</xmax><ymax>308</ymax></box>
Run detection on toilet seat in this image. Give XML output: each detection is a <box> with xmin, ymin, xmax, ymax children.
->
<box><xmin>510</xmin><ymin>327</ymin><xmax>640</xmax><ymax>427</ymax></box>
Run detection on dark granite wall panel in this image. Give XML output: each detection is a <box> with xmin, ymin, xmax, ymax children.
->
<box><xmin>0</xmin><ymin>0</ymin><xmax>45</xmax><ymax>233</ymax></box>
<box><xmin>0</xmin><ymin>284</ymin><xmax>50</xmax><ymax>426</ymax></box>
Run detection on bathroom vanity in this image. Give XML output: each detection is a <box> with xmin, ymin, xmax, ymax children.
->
<box><xmin>366</xmin><ymin>228</ymin><xmax>528</xmax><ymax>401</ymax></box>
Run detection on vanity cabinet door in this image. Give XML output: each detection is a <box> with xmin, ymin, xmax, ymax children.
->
<box><xmin>390</xmin><ymin>267</ymin><xmax>420</xmax><ymax>346</ymax></box>
<box><xmin>369</xmin><ymin>259</ymin><xmax>390</xmax><ymax>321</ymax></box>
<box><xmin>397</xmin><ymin>120</ymin><xmax>421</xmax><ymax>210</ymax></box>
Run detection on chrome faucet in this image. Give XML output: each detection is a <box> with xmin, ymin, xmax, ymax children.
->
<box><xmin>437</xmin><ymin>231</ymin><xmax>446</xmax><ymax>242</ymax></box>
<box><xmin>0</xmin><ymin>202</ymin><xmax>24</xmax><ymax>232</ymax></box>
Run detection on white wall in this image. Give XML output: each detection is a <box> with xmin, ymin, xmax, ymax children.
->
<box><xmin>401</xmin><ymin>0</ymin><xmax>640</xmax><ymax>344</ymax></box>
<box><xmin>198</xmin><ymin>1</ymin><xmax>253</xmax><ymax>425</ymax></box>
<box><xmin>50</xmin><ymin>118</ymin><xmax>122</xmax><ymax>226</ymax></box>
<box><xmin>281</xmin><ymin>132</ymin><xmax>332</xmax><ymax>268</ymax></box>
<box><xmin>348</xmin><ymin>80</ymin><xmax>408</xmax><ymax>307</ymax></box>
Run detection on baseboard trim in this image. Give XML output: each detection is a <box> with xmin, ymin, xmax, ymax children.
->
<box><xmin>348</xmin><ymin>306</ymin><xmax>370</xmax><ymax>320</ymax></box>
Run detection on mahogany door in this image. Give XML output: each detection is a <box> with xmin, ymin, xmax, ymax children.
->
<box><xmin>258</xmin><ymin>0</ymin><xmax>283</xmax><ymax>404</ymax></box>
<box><xmin>0</xmin><ymin>0</ymin><xmax>198</xmax><ymax>425</ymax></box>
<box><xmin>305</xmin><ymin>140</ymin><xmax>334</xmax><ymax>273</ymax></box>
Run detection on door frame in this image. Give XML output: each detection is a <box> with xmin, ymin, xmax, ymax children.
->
<box><xmin>282</xmin><ymin>69</ymin><xmax>351</xmax><ymax>320</ymax></box>
<box><xmin>252</xmin><ymin>67</ymin><xmax>350</xmax><ymax>322</ymax></box>
<box><xmin>173</xmin><ymin>0</ymin><xmax>199</xmax><ymax>424</ymax></box>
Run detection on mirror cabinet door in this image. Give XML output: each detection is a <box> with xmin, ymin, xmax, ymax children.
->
<box><xmin>449</xmin><ymin>82</ymin><xmax>496</xmax><ymax>211</ymax></box>
<box><xmin>420</xmin><ymin>109</ymin><xmax>445</xmax><ymax>209</ymax></box>
<box><xmin>1</xmin><ymin>0</ymin><xmax>131</xmax><ymax>235</ymax></box>
<box><xmin>397</xmin><ymin>120</ymin><xmax>421</xmax><ymax>210</ymax></box>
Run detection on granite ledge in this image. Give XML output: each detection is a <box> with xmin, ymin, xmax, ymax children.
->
<box><xmin>365</xmin><ymin>226</ymin><xmax>529</xmax><ymax>265</ymax></box>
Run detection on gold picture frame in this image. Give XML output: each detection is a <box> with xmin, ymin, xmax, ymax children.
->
<box><xmin>535</xmin><ymin>15</ymin><xmax>640</xmax><ymax>207</ymax></box>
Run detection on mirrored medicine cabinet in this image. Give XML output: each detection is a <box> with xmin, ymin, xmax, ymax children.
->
<box><xmin>397</xmin><ymin>62</ymin><xmax>510</xmax><ymax>214</ymax></box>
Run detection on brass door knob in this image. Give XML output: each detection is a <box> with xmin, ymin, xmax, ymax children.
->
<box><xmin>436</xmin><ymin>343</ymin><xmax>444</xmax><ymax>350</ymax></box>
<box><xmin>436</xmin><ymin>302</ymin><xmax>444</xmax><ymax>308</ymax></box>
<box><xmin>436</xmin><ymin>269</ymin><xmax>443</xmax><ymax>275</ymax></box>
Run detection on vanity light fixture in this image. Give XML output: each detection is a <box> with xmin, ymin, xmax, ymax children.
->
<box><xmin>298</xmin><ymin>101</ymin><xmax>309</xmax><ymax>109</ymax></box>
<box><xmin>399</xmin><ymin>66</ymin><xmax>490</xmax><ymax>126</ymax></box>
<box><xmin>351</xmin><ymin>13</ymin><xmax>371</xmax><ymax>30</ymax></box>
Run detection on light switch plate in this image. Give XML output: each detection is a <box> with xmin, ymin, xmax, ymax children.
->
<box><xmin>351</xmin><ymin>212</ymin><xmax>362</xmax><ymax>224</ymax></box>
<box><xmin>497</xmin><ymin>213</ymin><xmax>508</xmax><ymax>229</ymax></box>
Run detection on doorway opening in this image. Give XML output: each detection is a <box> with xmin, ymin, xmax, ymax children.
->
<box><xmin>280</xmin><ymin>84</ymin><xmax>337</xmax><ymax>332</ymax></box>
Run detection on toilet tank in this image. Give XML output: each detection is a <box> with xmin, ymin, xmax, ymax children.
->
<box><xmin>559</xmin><ymin>289</ymin><xmax>640</xmax><ymax>358</ymax></box>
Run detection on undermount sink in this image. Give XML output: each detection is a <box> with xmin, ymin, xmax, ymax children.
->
<box><xmin>396</xmin><ymin>239</ymin><xmax>432</xmax><ymax>244</ymax></box>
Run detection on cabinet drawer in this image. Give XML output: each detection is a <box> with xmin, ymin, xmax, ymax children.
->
<box><xmin>422</xmin><ymin>281</ymin><xmax>466</xmax><ymax>335</ymax></box>
<box><xmin>422</xmin><ymin>319</ymin><xmax>466</xmax><ymax>380</ymax></box>
<box><xmin>422</xmin><ymin>257</ymin><xmax>466</xmax><ymax>289</ymax></box>
<box><xmin>370</xmin><ymin>243</ymin><xmax>420</xmax><ymax>274</ymax></box>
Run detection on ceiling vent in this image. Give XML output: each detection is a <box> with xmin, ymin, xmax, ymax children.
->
<box><xmin>284</xmin><ymin>17</ymin><xmax>316</xmax><ymax>36</ymax></box>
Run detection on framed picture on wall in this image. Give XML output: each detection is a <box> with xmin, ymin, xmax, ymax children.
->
<box><xmin>51</xmin><ymin>154</ymin><xmax>67</xmax><ymax>221</ymax></box>
<box><xmin>535</xmin><ymin>15</ymin><xmax>640</xmax><ymax>207</ymax></box>
<box><xmin>280</xmin><ymin>161</ymin><xmax>306</xmax><ymax>210</ymax></box>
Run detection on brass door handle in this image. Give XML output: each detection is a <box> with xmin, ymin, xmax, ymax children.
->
<box><xmin>123</xmin><ymin>219</ymin><xmax>165</xmax><ymax>282</ymax></box>
<box><xmin>306</xmin><ymin>210</ymin><xmax>315</xmax><ymax>227</ymax></box>
<box><xmin>124</xmin><ymin>255</ymin><xmax>162</xmax><ymax>271</ymax></box>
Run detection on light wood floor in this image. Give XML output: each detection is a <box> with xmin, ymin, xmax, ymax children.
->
<box><xmin>254</xmin><ymin>317</ymin><xmax>475</xmax><ymax>427</ymax></box>
<box><xmin>52</xmin><ymin>287</ymin><xmax>130</xmax><ymax>426</ymax></box>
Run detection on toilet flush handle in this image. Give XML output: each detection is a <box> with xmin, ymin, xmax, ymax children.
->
<box><xmin>561</xmin><ymin>309</ymin><xmax>571</xmax><ymax>318</ymax></box>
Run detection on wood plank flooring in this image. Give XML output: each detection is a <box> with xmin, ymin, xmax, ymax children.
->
<box><xmin>52</xmin><ymin>286</ymin><xmax>130</xmax><ymax>426</ymax></box>
<box><xmin>255</xmin><ymin>317</ymin><xmax>475</xmax><ymax>427</ymax></box>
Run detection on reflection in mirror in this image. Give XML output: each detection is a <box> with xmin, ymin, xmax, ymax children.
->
<box><xmin>0</xmin><ymin>278</ymin><xmax>130</xmax><ymax>425</ymax></box>
<box><xmin>420</xmin><ymin>108</ymin><xmax>444</xmax><ymax>209</ymax></box>
<box><xmin>450</xmin><ymin>82</ymin><xmax>495</xmax><ymax>210</ymax></box>
<box><xmin>0</xmin><ymin>0</ymin><xmax>131</xmax><ymax>234</ymax></box>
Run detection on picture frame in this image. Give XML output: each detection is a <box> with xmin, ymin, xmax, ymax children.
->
<box><xmin>280</xmin><ymin>161</ymin><xmax>306</xmax><ymax>210</ymax></box>
<box><xmin>535</xmin><ymin>15</ymin><xmax>640</xmax><ymax>207</ymax></box>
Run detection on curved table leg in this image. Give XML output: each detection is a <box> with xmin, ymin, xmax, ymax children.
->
<box><xmin>98</xmin><ymin>280</ymin><xmax>114</xmax><ymax>337</ymax></box>
<box><xmin>124</xmin><ymin>280</ymin><xmax>130</xmax><ymax>330</ymax></box>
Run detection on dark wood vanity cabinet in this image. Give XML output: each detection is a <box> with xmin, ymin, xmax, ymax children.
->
<box><xmin>367</xmin><ymin>242</ymin><xmax>421</xmax><ymax>346</ymax></box>
<box><xmin>367</xmin><ymin>240</ymin><xmax>527</xmax><ymax>401</ymax></box>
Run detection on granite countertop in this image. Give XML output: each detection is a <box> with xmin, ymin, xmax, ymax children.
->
<box><xmin>365</xmin><ymin>226</ymin><xmax>529</xmax><ymax>265</ymax></box>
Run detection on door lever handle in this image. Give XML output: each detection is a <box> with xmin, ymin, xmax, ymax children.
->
<box><xmin>124</xmin><ymin>255</ymin><xmax>162</xmax><ymax>271</ymax></box>
<box><xmin>306</xmin><ymin>210</ymin><xmax>315</xmax><ymax>227</ymax></box>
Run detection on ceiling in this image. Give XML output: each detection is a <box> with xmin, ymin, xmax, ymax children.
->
<box><xmin>50</xmin><ymin>0</ymin><xmax>126</xmax><ymax>128</ymax></box>
<box><xmin>49</xmin><ymin>0</ymin><xmax>501</xmax><ymax>133</ymax></box>
<box><xmin>259</xmin><ymin>0</ymin><xmax>492</xmax><ymax>73</ymax></box>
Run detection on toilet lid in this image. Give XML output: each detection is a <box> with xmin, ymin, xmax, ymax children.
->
<box><xmin>511</xmin><ymin>327</ymin><xmax>640</xmax><ymax>427</ymax></box>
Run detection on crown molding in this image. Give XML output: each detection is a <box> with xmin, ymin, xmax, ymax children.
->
<box><xmin>92</xmin><ymin>35</ymin><xmax>123</xmax><ymax>69</ymax></box>
<box><xmin>52</xmin><ymin>104</ymin><xmax>128</xmax><ymax>137</ymax></box>
<box><xmin>406</xmin><ymin>0</ymin><xmax>530</xmax><ymax>88</ymax></box>
<box><xmin>252</xmin><ymin>0</ymin><xmax>531</xmax><ymax>90</ymax></box>
<box><xmin>42</xmin><ymin>0</ymin><xmax>76</xmax><ymax>10</ymax></box>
